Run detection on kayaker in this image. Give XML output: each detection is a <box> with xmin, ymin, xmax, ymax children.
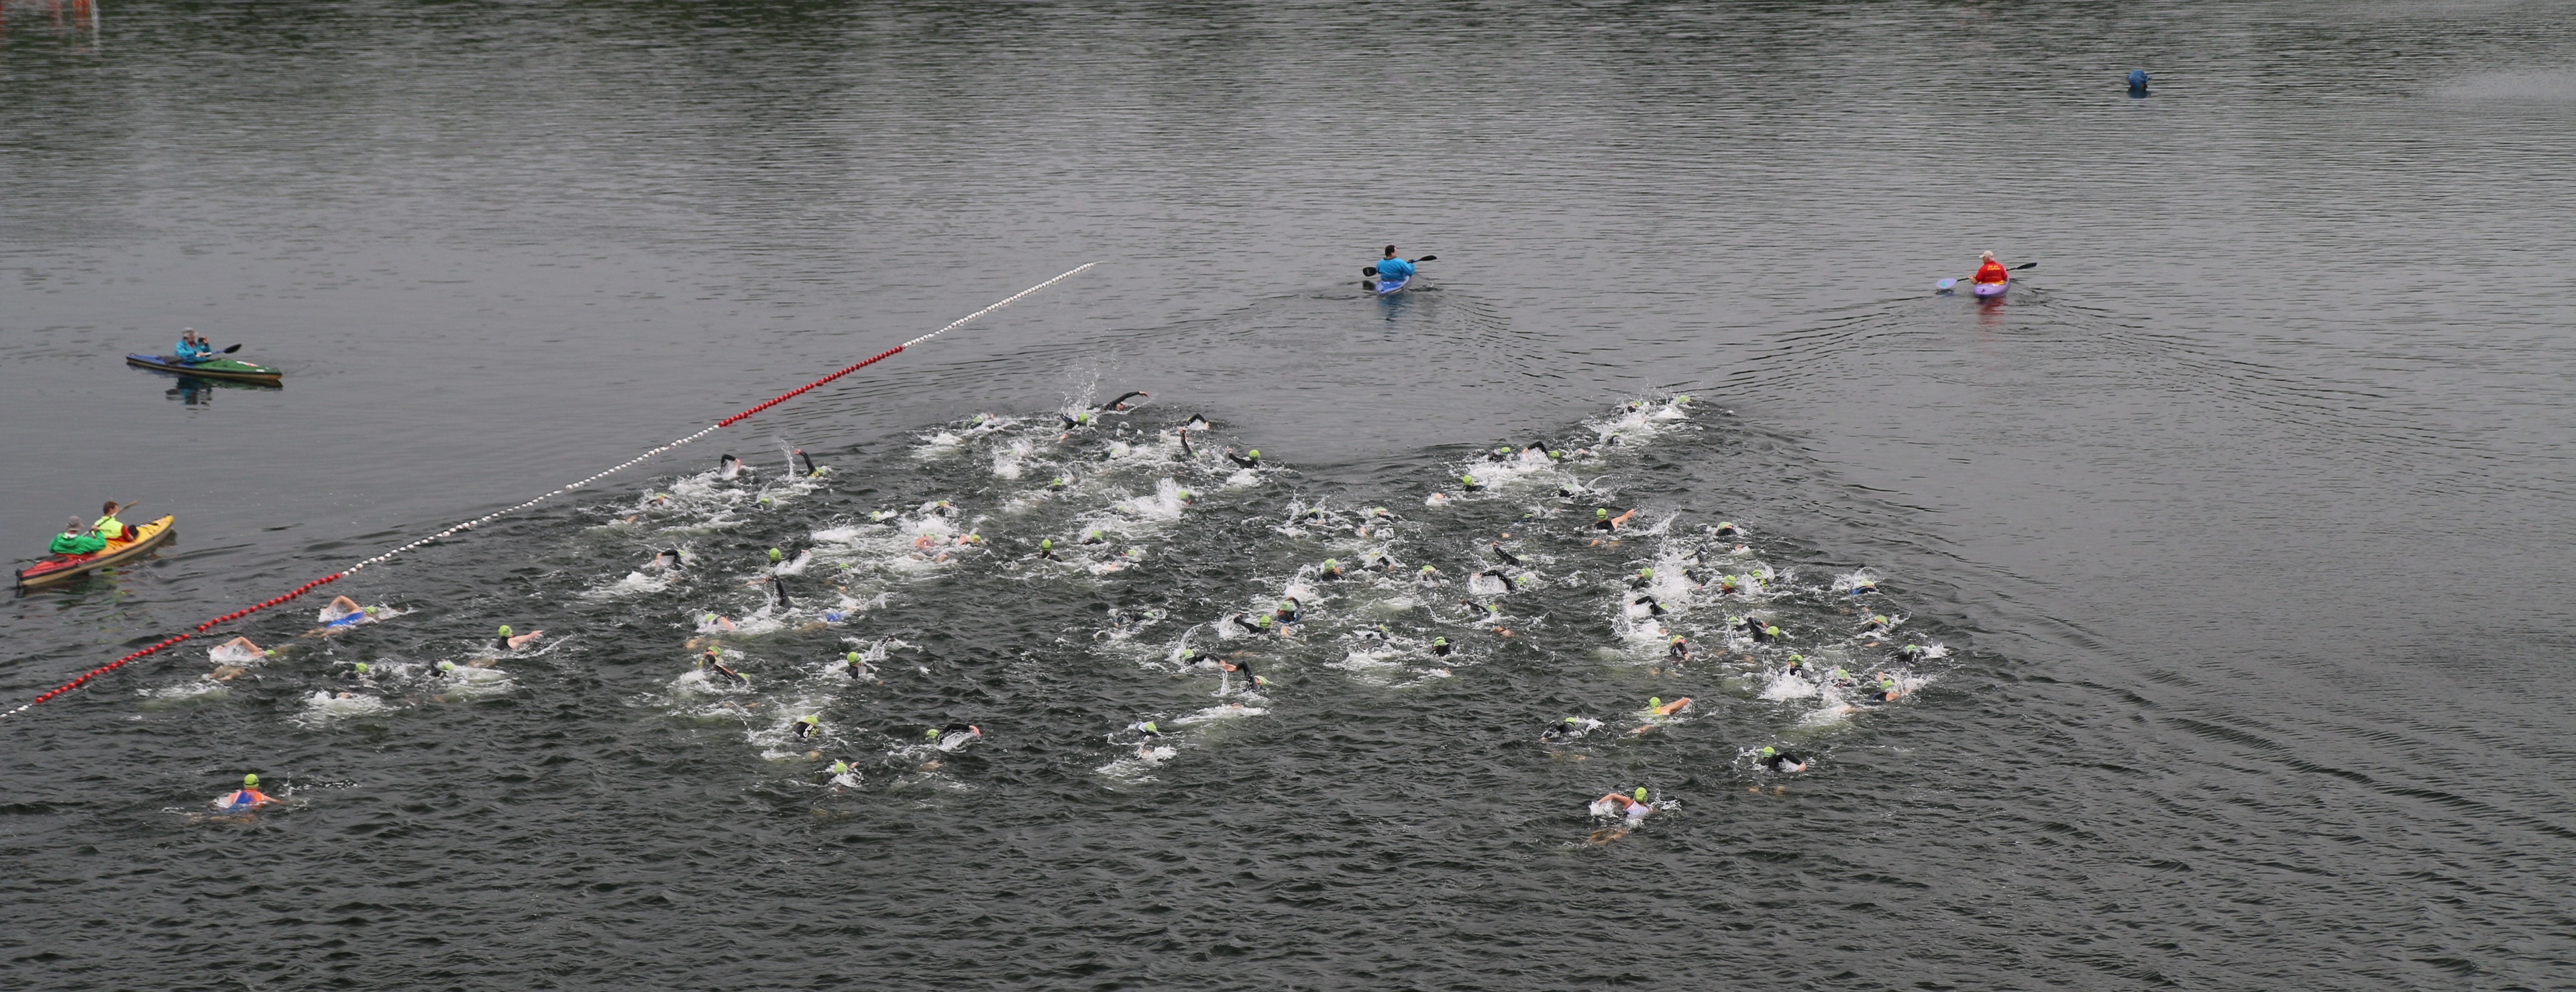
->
<box><xmin>214</xmin><ymin>773</ymin><xmax>274</xmax><ymax>812</ymax></box>
<box><xmin>49</xmin><ymin>516</ymin><xmax>107</xmax><ymax>556</ymax></box>
<box><xmin>1373</xmin><ymin>246</ymin><xmax>1417</xmax><ymax>284</ymax></box>
<box><xmin>174</xmin><ymin>329</ymin><xmax>214</xmax><ymax>363</ymax></box>
<box><xmin>1973</xmin><ymin>251</ymin><xmax>2010</xmax><ymax>287</ymax></box>
<box><xmin>92</xmin><ymin>502</ymin><xmax>136</xmax><ymax>542</ymax></box>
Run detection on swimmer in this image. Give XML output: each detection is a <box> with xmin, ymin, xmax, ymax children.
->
<box><xmin>1183</xmin><ymin>414</ymin><xmax>1210</xmax><ymax>431</ymax></box>
<box><xmin>1892</xmin><ymin>643</ymin><xmax>1929</xmax><ymax>663</ymax></box>
<box><xmin>702</xmin><ymin>613</ymin><xmax>739</xmax><ymax>633</ymax></box>
<box><xmin>1757</xmin><ymin>746</ymin><xmax>1810</xmax><ymax>773</ymax></box>
<box><xmin>1059</xmin><ymin>410</ymin><xmax>1092</xmax><ymax>429</ymax></box>
<box><xmin>1098</xmin><ymin>390</ymin><xmax>1149</xmax><ymax>412</ymax></box>
<box><xmin>1593</xmin><ymin>787</ymin><xmax>1654</xmax><ymax>825</ymax></box>
<box><xmin>718</xmin><ymin>453</ymin><xmax>744</xmax><ymax>479</ymax></box>
<box><xmin>1174</xmin><ymin>429</ymin><xmax>1195</xmax><ymax>459</ymax></box>
<box><xmin>1272</xmin><ymin>598</ymin><xmax>1301</xmax><ymax>623</ymax></box>
<box><xmin>841</xmin><ymin>651</ymin><xmax>877</xmax><ymax>681</ymax></box>
<box><xmin>1225</xmin><ymin>447</ymin><xmax>1261</xmax><ymax>469</ymax></box>
<box><xmin>1634</xmin><ymin>596</ymin><xmax>1668</xmax><ymax>616</ymax></box>
<box><xmin>929</xmin><ymin>722</ymin><xmax>983</xmax><ymax>751</ymax></box>
<box><xmin>1713</xmin><ymin>521</ymin><xmax>1741</xmax><ymax>538</ymax></box>
<box><xmin>336</xmin><ymin>661</ymin><xmax>373</xmax><ymax>683</ymax></box>
<box><xmin>1646</xmin><ymin>696</ymin><xmax>1692</xmax><ymax>717</ymax></box>
<box><xmin>793</xmin><ymin>448</ymin><xmax>824</xmax><ymax>477</ymax></box>
<box><xmin>824</xmin><ymin>760</ymin><xmax>861</xmax><ymax>789</ymax></box>
<box><xmin>1715</xmin><ymin>574</ymin><xmax>1741</xmax><ymax>596</ymax></box>
<box><xmin>1627</xmin><ymin>567</ymin><xmax>1656</xmax><ymax>590</ymax></box>
<box><xmin>1431</xmin><ymin>636</ymin><xmax>1453</xmax><ymax>657</ymax></box>
<box><xmin>1667</xmin><ymin>635</ymin><xmax>1692</xmax><ymax>661</ymax></box>
<box><xmin>652</xmin><ymin>548</ymin><xmax>685</xmax><ymax>569</ymax></box>
<box><xmin>793</xmin><ymin>715</ymin><xmax>821</xmax><ymax>740</ymax></box>
<box><xmin>1046</xmin><ymin>476</ymin><xmax>1071</xmax><ymax>492</ymax></box>
<box><xmin>1130</xmin><ymin>720</ymin><xmax>1165</xmax><ymax>738</ymax></box>
<box><xmin>769</xmin><ymin>575</ymin><xmax>792</xmax><ymax>609</ymax></box>
<box><xmin>1860</xmin><ymin>676</ymin><xmax>1905</xmax><ymax>703</ymax></box>
<box><xmin>1229</xmin><ymin>612</ymin><xmax>1268</xmax><ymax>635</ymax></box>
<box><xmin>1860</xmin><ymin>614</ymin><xmax>1892</xmax><ymax>632</ymax></box>
<box><xmin>1079</xmin><ymin>529</ymin><xmax>1108</xmax><ymax>545</ymax></box>
<box><xmin>1827</xmin><ymin>666</ymin><xmax>1856</xmax><ymax>687</ymax></box>
<box><xmin>1847</xmin><ymin>577</ymin><xmax>1879</xmax><ymax>596</ymax></box>
<box><xmin>213</xmin><ymin>636</ymin><xmax>270</xmax><ymax>659</ymax></box>
<box><xmin>1417</xmin><ymin>564</ymin><xmax>1442</xmax><ymax>584</ymax></box>
<box><xmin>1748</xmin><ymin>619</ymin><xmax>1783</xmax><ymax>644</ymax></box>
<box><xmin>1035</xmin><ymin>538</ymin><xmax>1061</xmax><ymax>561</ymax></box>
<box><xmin>698</xmin><ymin>648</ymin><xmax>749</xmax><ymax>685</ymax></box>
<box><xmin>1366</xmin><ymin>554</ymin><xmax>1397</xmax><ymax>572</ymax></box>
<box><xmin>1317</xmin><ymin>559</ymin><xmax>1345</xmax><ymax>580</ymax></box>
<box><xmin>1782</xmin><ymin>653</ymin><xmax>1808</xmax><ymax>678</ymax></box>
<box><xmin>1538</xmin><ymin>716</ymin><xmax>1591</xmax><ymax>742</ymax></box>
<box><xmin>494</xmin><ymin>624</ymin><xmax>545</xmax><ymax>651</ymax></box>
<box><xmin>1458</xmin><ymin>473</ymin><xmax>1483</xmax><ymax>492</ymax></box>
<box><xmin>1218</xmin><ymin>658</ymin><xmax>1269</xmax><ymax>688</ymax></box>
<box><xmin>1487</xmin><ymin>545</ymin><xmax>1525</xmax><ymax>569</ymax></box>
<box><xmin>309</xmin><ymin>596</ymin><xmax>378</xmax><ymax>633</ymax></box>
<box><xmin>213</xmin><ymin>773</ymin><xmax>275</xmax><ymax>812</ymax></box>
<box><xmin>1593</xmin><ymin>507</ymin><xmax>1638</xmax><ymax>531</ymax></box>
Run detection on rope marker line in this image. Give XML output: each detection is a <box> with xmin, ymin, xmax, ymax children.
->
<box><xmin>3</xmin><ymin>263</ymin><xmax>1096</xmax><ymax>719</ymax></box>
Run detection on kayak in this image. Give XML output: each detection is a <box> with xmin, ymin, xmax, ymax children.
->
<box><xmin>15</xmin><ymin>516</ymin><xmax>177</xmax><ymax>591</ymax></box>
<box><xmin>1972</xmin><ymin>279</ymin><xmax>2009</xmax><ymax>299</ymax></box>
<box><xmin>126</xmin><ymin>353</ymin><xmax>282</xmax><ymax>386</ymax></box>
<box><xmin>1364</xmin><ymin>274</ymin><xmax>1412</xmax><ymax>296</ymax></box>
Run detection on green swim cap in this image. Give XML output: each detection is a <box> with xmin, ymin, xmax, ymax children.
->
<box><xmin>1180</xmin><ymin>649</ymin><xmax>1197</xmax><ymax>660</ymax></box>
<box><xmin>769</xmin><ymin>548</ymin><xmax>783</xmax><ymax>561</ymax></box>
<box><xmin>846</xmin><ymin>651</ymin><xmax>861</xmax><ymax>663</ymax></box>
<box><xmin>1419</xmin><ymin>565</ymin><xmax>1436</xmax><ymax>573</ymax></box>
<box><xmin>1596</xmin><ymin>508</ymin><xmax>1609</xmax><ymax>518</ymax></box>
<box><xmin>800</xmin><ymin>715</ymin><xmax>820</xmax><ymax>726</ymax></box>
<box><xmin>1460</xmin><ymin>474</ymin><xmax>1476</xmax><ymax>485</ymax></box>
<box><xmin>1648</xmin><ymin>697</ymin><xmax>1662</xmax><ymax>708</ymax></box>
<box><xmin>828</xmin><ymin>761</ymin><xmax>850</xmax><ymax>773</ymax></box>
<box><xmin>1277</xmin><ymin>600</ymin><xmax>1293</xmax><ymax>611</ymax></box>
<box><xmin>1322</xmin><ymin>559</ymin><xmax>1339</xmax><ymax>569</ymax></box>
<box><xmin>1041</xmin><ymin>538</ymin><xmax>1053</xmax><ymax>549</ymax></box>
<box><xmin>1051</xmin><ymin>476</ymin><xmax>1066</xmax><ymax>486</ymax></box>
<box><xmin>759</xmin><ymin>496</ymin><xmax>773</xmax><ymax>506</ymax></box>
<box><xmin>498</xmin><ymin>624</ymin><xmax>513</xmax><ymax>637</ymax></box>
<box><xmin>439</xmin><ymin>660</ymin><xmax>457</xmax><ymax>671</ymax></box>
<box><xmin>1641</xmin><ymin>567</ymin><xmax>1654</xmax><ymax>577</ymax></box>
<box><xmin>1788</xmin><ymin>654</ymin><xmax>1805</xmax><ymax>663</ymax></box>
<box><xmin>354</xmin><ymin>662</ymin><xmax>370</xmax><ymax>673</ymax></box>
<box><xmin>1372</xmin><ymin>507</ymin><xmax>1389</xmax><ymax>516</ymax></box>
<box><xmin>926</xmin><ymin>728</ymin><xmax>941</xmax><ymax>739</ymax></box>
<box><xmin>1760</xmin><ymin>747</ymin><xmax>1776</xmax><ymax>757</ymax></box>
<box><xmin>1255</xmin><ymin>615</ymin><xmax>1272</xmax><ymax>628</ymax></box>
<box><xmin>1141</xmin><ymin>721</ymin><xmax>1159</xmax><ymax>734</ymax></box>
<box><xmin>243</xmin><ymin>773</ymin><xmax>258</xmax><ymax>787</ymax></box>
<box><xmin>1633</xmin><ymin>787</ymin><xmax>1648</xmax><ymax>802</ymax></box>
<box><xmin>1432</xmin><ymin>637</ymin><xmax>1448</xmax><ymax>646</ymax></box>
<box><xmin>1718</xmin><ymin>521</ymin><xmax>1734</xmax><ymax>529</ymax></box>
<box><xmin>1177</xmin><ymin>490</ymin><xmax>1193</xmax><ymax>500</ymax></box>
<box><xmin>1670</xmin><ymin>635</ymin><xmax>1685</xmax><ymax>643</ymax></box>
<box><xmin>1087</xmin><ymin>529</ymin><xmax>1104</xmax><ymax>539</ymax></box>
<box><xmin>262</xmin><ymin>649</ymin><xmax>276</xmax><ymax>657</ymax></box>
<box><xmin>1247</xmin><ymin>449</ymin><xmax>1259</xmax><ymax>459</ymax></box>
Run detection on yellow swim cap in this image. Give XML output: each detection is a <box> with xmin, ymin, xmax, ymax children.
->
<box><xmin>1633</xmin><ymin>787</ymin><xmax>1648</xmax><ymax>802</ymax></box>
<box><xmin>846</xmin><ymin>651</ymin><xmax>861</xmax><ymax>663</ymax></box>
<box><xmin>1648</xmin><ymin>697</ymin><xmax>1662</xmax><ymax>708</ymax></box>
<box><xmin>498</xmin><ymin>624</ymin><xmax>512</xmax><ymax>637</ymax></box>
<box><xmin>243</xmin><ymin>773</ymin><xmax>258</xmax><ymax>787</ymax></box>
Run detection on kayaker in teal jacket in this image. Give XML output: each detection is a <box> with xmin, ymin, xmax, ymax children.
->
<box><xmin>49</xmin><ymin>517</ymin><xmax>107</xmax><ymax>556</ymax></box>
<box><xmin>174</xmin><ymin>329</ymin><xmax>214</xmax><ymax>363</ymax></box>
<box><xmin>1373</xmin><ymin>246</ymin><xmax>1415</xmax><ymax>282</ymax></box>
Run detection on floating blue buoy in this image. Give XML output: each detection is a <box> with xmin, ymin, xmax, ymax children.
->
<box><xmin>2127</xmin><ymin>69</ymin><xmax>2150</xmax><ymax>95</ymax></box>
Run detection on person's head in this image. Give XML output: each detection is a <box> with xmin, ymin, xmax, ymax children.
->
<box><xmin>65</xmin><ymin>516</ymin><xmax>83</xmax><ymax>534</ymax></box>
<box><xmin>1670</xmin><ymin>635</ymin><xmax>1686</xmax><ymax>645</ymax></box>
<box><xmin>1383</xmin><ymin>245</ymin><xmax>1398</xmax><ymax>258</ymax></box>
<box><xmin>1432</xmin><ymin>636</ymin><xmax>1448</xmax><ymax>647</ymax></box>
<box><xmin>846</xmin><ymin>651</ymin><xmax>861</xmax><ymax>663</ymax></box>
<box><xmin>1649</xmin><ymin>697</ymin><xmax>1662</xmax><ymax>709</ymax></box>
<box><xmin>1980</xmin><ymin>250</ymin><xmax>1996</xmax><ymax>261</ymax></box>
<box><xmin>1632</xmin><ymin>787</ymin><xmax>1648</xmax><ymax>802</ymax></box>
<box><xmin>1760</xmin><ymin>746</ymin><xmax>1777</xmax><ymax>758</ymax></box>
<box><xmin>243</xmin><ymin>773</ymin><xmax>259</xmax><ymax>788</ymax></box>
<box><xmin>768</xmin><ymin>547</ymin><xmax>783</xmax><ymax>562</ymax></box>
<box><xmin>438</xmin><ymin>660</ymin><xmax>458</xmax><ymax>672</ymax></box>
<box><xmin>498</xmin><ymin>624</ymin><xmax>513</xmax><ymax>637</ymax></box>
<box><xmin>353</xmin><ymin>662</ymin><xmax>370</xmax><ymax>674</ymax></box>
<box><xmin>101</xmin><ymin>501</ymin><xmax>120</xmax><ymax>516</ymax></box>
<box><xmin>800</xmin><ymin>715</ymin><xmax>820</xmax><ymax>726</ymax></box>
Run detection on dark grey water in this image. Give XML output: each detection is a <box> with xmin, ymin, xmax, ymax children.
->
<box><xmin>5</xmin><ymin>1</ymin><xmax>2573</xmax><ymax>989</ymax></box>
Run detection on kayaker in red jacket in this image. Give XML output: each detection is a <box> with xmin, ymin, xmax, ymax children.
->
<box><xmin>1974</xmin><ymin>251</ymin><xmax>2010</xmax><ymax>285</ymax></box>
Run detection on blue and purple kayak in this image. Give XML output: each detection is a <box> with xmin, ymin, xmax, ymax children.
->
<box><xmin>1972</xmin><ymin>279</ymin><xmax>2008</xmax><ymax>298</ymax></box>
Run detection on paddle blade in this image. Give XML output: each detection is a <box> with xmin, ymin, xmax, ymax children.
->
<box><xmin>222</xmin><ymin>343</ymin><xmax>241</xmax><ymax>353</ymax></box>
<box><xmin>1362</xmin><ymin>266</ymin><xmax>1377</xmax><ymax>276</ymax></box>
<box><xmin>1361</xmin><ymin>280</ymin><xmax>1378</xmax><ymax>291</ymax></box>
<box><xmin>1935</xmin><ymin>278</ymin><xmax>1959</xmax><ymax>290</ymax></box>
<box><xmin>1415</xmin><ymin>254</ymin><xmax>1436</xmax><ymax>262</ymax></box>
<box><xmin>2014</xmin><ymin>262</ymin><xmax>2037</xmax><ymax>270</ymax></box>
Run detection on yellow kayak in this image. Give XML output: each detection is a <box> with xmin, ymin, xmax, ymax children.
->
<box><xmin>15</xmin><ymin>516</ymin><xmax>177</xmax><ymax>590</ymax></box>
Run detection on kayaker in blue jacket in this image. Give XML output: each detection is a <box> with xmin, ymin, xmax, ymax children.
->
<box><xmin>174</xmin><ymin>329</ymin><xmax>214</xmax><ymax>363</ymax></box>
<box><xmin>1373</xmin><ymin>246</ymin><xmax>1416</xmax><ymax>283</ymax></box>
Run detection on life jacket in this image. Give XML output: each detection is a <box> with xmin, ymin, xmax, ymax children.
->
<box><xmin>1974</xmin><ymin>261</ymin><xmax>2010</xmax><ymax>284</ymax></box>
<box><xmin>92</xmin><ymin>515</ymin><xmax>128</xmax><ymax>541</ymax></box>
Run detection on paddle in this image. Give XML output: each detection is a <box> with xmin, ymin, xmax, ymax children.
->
<box><xmin>1935</xmin><ymin>261</ymin><xmax>2036</xmax><ymax>292</ymax></box>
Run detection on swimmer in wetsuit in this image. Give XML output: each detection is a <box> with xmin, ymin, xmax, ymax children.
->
<box><xmin>1225</xmin><ymin>447</ymin><xmax>1261</xmax><ymax>469</ymax></box>
<box><xmin>1458</xmin><ymin>473</ymin><xmax>1484</xmax><ymax>492</ymax></box>
<box><xmin>1633</xmin><ymin>596</ymin><xmax>1668</xmax><ymax>617</ymax></box>
<box><xmin>793</xmin><ymin>448</ymin><xmax>824</xmax><ymax>477</ymax></box>
<box><xmin>1431</xmin><ymin>636</ymin><xmax>1454</xmax><ymax>657</ymax></box>
<box><xmin>1098</xmin><ymin>390</ymin><xmax>1149</xmax><ymax>412</ymax></box>
<box><xmin>1538</xmin><ymin>716</ymin><xmax>1590</xmax><ymax>742</ymax></box>
<box><xmin>1035</xmin><ymin>538</ymin><xmax>1061</xmax><ymax>561</ymax></box>
<box><xmin>930</xmin><ymin>722</ymin><xmax>983</xmax><ymax>751</ymax></box>
<box><xmin>1747</xmin><ymin>619</ymin><xmax>1783</xmax><ymax>644</ymax></box>
<box><xmin>717</xmin><ymin>453</ymin><xmax>744</xmax><ymax>479</ymax></box>
<box><xmin>1272</xmin><ymin>598</ymin><xmax>1301</xmax><ymax>623</ymax></box>
<box><xmin>1667</xmin><ymin>635</ymin><xmax>1693</xmax><ymax>661</ymax></box>
<box><xmin>698</xmin><ymin>648</ymin><xmax>749</xmax><ymax>685</ymax></box>
<box><xmin>1860</xmin><ymin>676</ymin><xmax>1904</xmax><ymax>703</ymax></box>
<box><xmin>1627</xmin><ymin>567</ymin><xmax>1656</xmax><ymax>590</ymax></box>
<box><xmin>1316</xmin><ymin>559</ymin><xmax>1345</xmax><ymax>581</ymax></box>
<box><xmin>1593</xmin><ymin>507</ymin><xmax>1638</xmax><ymax>532</ymax></box>
<box><xmin>793</xmin><ymin>714</ymin><xmax>821</xmax><ymax>739</ymax></box>
<box><xmin>652</xmin><ymin>548</ymin><xmax>684</xmax><ymax>570</ymax></box>
<box><xmin>495</xmin><ymin>624</ymin><xmax>545</xmax><ymax>651</ymax></box>
<box><xmin>1781</xmin><ymin>653</ymin><xmax>1809</xmax><ymax>678</ymax></box>
<box><xmin>1757</xmin><ymin>746</ymin><xmax>1809</xmax><ymax>773</ymax></box>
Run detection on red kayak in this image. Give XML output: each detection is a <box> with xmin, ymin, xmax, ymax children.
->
<box><xmin>15</xmin><ymin>516</ymin><xmax>176</xmax><ymax>590</ymax></box>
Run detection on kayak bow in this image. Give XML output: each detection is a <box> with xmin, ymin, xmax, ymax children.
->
<box><xmin>126</xmin><ymin>353</ymin><xmax>282</xmax><ymax>386</ymax></box>
<box><xmin>15</xmin><ymin>516</ymin><xmax>178</xmax><ymax>591</ymax></box>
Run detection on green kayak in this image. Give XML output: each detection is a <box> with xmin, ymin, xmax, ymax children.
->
<box><xmin>126</xmin><ymin>353</ymin><xmax>282</xmax><ymax>386</ymax></box>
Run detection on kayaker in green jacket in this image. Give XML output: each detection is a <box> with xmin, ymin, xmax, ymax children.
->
<box><xmin>49</xmin><ymin>517</ymin><xmax>107</xmax><ymax>556</ymax></box>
